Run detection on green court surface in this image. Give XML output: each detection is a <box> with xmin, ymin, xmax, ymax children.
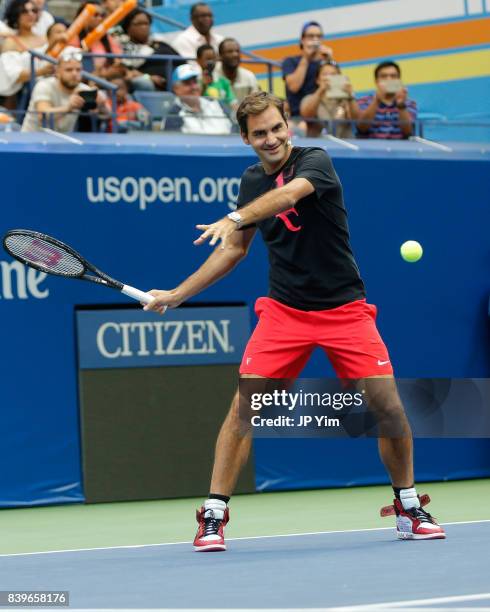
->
<box><xmin>1</xmin><ymin>479</ymin><xmax>489</xmax><ymax>555</ymax></box>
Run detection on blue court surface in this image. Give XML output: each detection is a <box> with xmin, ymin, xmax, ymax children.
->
<box><xmin>1</xmin><ymin>520</ymin><xmax>489</xmax><ymax>611</ymax></box>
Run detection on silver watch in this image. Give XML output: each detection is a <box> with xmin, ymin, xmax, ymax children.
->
<box><xmin>227</xmin><ymin>211</ymin><xmax>243</xmax><ymax>228</ymax></box>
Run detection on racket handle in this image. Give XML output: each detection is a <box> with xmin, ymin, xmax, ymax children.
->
<box><xmin>121</xmin><ymin>285</ymin><xmax>152</xmax><ymax>305</ymax></box>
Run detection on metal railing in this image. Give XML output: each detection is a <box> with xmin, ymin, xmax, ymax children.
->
<box><xmin>85</xmin><ymin>51</ymin><xmax>278</xmax><ymax>93</ymax></box>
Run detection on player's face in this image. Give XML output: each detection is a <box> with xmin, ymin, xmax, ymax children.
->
<box><xmin>242</xmin><ymin>105</ymin><xmax>290</xmax><ymax>172</ymax></box>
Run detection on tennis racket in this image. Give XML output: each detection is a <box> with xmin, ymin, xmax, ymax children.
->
<box><xmin>2</xmin><ymin>229</ymin><xmax>161</xmax><ymax>308</ymax></box>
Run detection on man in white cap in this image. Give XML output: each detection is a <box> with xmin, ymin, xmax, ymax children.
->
<box><xmin>164</xmin><ymin>63</ymin><xmax>232</xmax><ymax>135</ymax></box>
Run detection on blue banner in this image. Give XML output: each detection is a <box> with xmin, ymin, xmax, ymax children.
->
<box><xmin>76</xmin><ymin>306</ymin><xmax>250</xmax><ymax>369</ymax></box>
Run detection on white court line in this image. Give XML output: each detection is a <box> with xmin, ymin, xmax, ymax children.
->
<box><xmin>41</xmin><ymin>128</ymin><xmax>83</xmax><ymax>145</ymax></box>
<box><xmin>327</xmin><ymin>592</ymin><xmax>490</xmax><ymax>611</ymax></box>
<box><xmin>325</xmin><ymin>135</ymin><xmax>360</xmax><ymax>151</ymax></box>
<box><xmin>410</xmin><ymin>136</ymin><xmax>453</xmax><ymax>152</ymax></box>
<box><xmin>0</xmin><ymin>519</ymin><xmax>488</xmax><ymax>558</ymax></box>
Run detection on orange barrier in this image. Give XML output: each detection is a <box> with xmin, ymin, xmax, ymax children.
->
<box><xmin>82</xmin><ymin>0</ymin><xmax>137</xmax><ymax>50</ymax></box>
<box><xmin>48</xmin><ymin>3</ymin><xmax>99</xmax><ymax>58</ymax></box>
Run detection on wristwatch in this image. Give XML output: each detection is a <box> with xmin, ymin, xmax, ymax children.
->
<box><xmin>227</xmin><ymin>211</ymin><xmax>243</xmax><ymax>228</ymax></box>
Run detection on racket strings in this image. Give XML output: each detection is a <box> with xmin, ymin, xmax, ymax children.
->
<box><xmin>5</xmin><ymin>235</ymin><xmax>85</xmax><ymax>277</ymax></box>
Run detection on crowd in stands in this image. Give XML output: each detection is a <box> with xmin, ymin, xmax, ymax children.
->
<box><xmin>0</xmin><ymin>0</ymin><xmax>417</xmax><ymax>138</ymax></box>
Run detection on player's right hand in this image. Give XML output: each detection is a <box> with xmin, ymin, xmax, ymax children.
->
<box><xmin>143</xmin><ymin>289</ymin><xmax>183</xmax><ymax>313</ymax></box>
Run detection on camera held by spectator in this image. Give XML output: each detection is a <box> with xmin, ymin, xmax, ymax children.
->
<box><xmin>357</xmin><ymin>60</ymin><xmax>417</xmax><ymax>139</ymax></box>
<box><xmin>282</xmin><ymin>21</ymin><xmax>334</xmax><ymax>119</ymax></box>
<box><xmin>300</xmin><ymin>60</ymin><xmax>359</xmax><ymax>138</ymax></box>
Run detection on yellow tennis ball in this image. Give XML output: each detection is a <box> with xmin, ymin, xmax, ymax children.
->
<box><xmin>400</xmin><ymin>240</ymin><xmax>423</xmax><ymax>263</ymax></box>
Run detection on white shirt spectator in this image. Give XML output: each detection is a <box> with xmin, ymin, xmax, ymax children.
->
<box><xmin>172</xmin><ymin>25</ymin><xmax>223</xmax><ymax>66</ymax></box>
<box><xmin>213</xmin><ymin>62</ymin><xmax>259</xmax><ymax>102</ymax></box>
<box><xmin>32</xmin><ymin>9</ymin><xmax>54</xmax><ymax>37</ymax></box>
<box><xmin>0</xmin><ymin>10</ymin><xmax>52</xmax><ymax>37</ymax></box>
<box><xmin>164</xmin><ymin>95</ymin><xmax>231</xmax><ymax>135</ymax></box>
<box><xmin>0</xmin><ymin>19</ymin><xmax>13</xmax><ymax>35</ymax></box>
<box><xmin>0</xmin><ymin>43</ymin><xmax>50</xmax><ymax>97</ymax></box>
<box><xmin>22</xmin><ymin>76</ymin><xmax>90</xmax><ymax>132</ymax></box>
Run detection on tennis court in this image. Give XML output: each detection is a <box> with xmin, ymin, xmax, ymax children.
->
<box><xmin>1</xmin><ymin>481</ymin><xmax>489</xmax><ymax>611</ymax></box>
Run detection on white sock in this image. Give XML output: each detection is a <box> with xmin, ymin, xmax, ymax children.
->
<box><xmin>400</xmin><ymin>487</ymin><xmax>420</xmax><ymax>510</ymax></box>
<box><xmin>204</xmin><ymin>498</ymin><xmax>226</xmax><ymax>520</ymax></box>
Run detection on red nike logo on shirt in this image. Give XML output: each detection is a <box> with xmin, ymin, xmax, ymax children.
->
<box><xmin>276</xmin><ymin>208</ymin><xmax>302</xmax><ymax>232</ymax></box>
<box><xmin>275</xmin><ymin>167</ymin><xmax>302</xmax><ymax>232</ymax></box>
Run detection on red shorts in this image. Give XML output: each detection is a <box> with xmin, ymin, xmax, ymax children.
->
<box><xmin>239</xmin><ymin>297</ymin><xmax>393</xmax><ymax>379</ymax></box>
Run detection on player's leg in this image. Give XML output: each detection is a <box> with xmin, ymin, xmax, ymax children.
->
<box><xmin>194</xmin><ymin>297</ymin><xmax>313</xmax><ymax>552</ymax></box>
<box><xmin>209</xmin><ymin>378</ymin><xmax>257</xmax><ymax>497</ymax></box>
<box><xmin>319</xmin><ymin>299</ymin><xmax>445</xmax><ymax>540</ymax></box>
<box><xmin>360</xmin><ymin>375</ymin><xmax>444</xmax><ymax>539</ymax></box>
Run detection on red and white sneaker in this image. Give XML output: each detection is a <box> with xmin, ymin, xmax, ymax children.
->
<box><xmin>381</xmin><ymin>494</ymin><xmax>446</xmax><ymax>540</ymax></box>
<box><xmin>193</xmin><ymin>506</ymin><xmax>229</xmax><ymax>552</ymax></box>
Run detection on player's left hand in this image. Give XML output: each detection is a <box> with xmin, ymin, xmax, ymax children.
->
<box><xmin>194</xmin><ymin>218</ymin><xmax>236</xmax><ymax>249</ymax></box>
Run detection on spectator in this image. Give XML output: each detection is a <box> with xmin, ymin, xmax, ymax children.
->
<box><xmin>172</xmin><ymin>3</ymin><xmax>223</xmax><ymax>65</ymax></box>
<box><xmin>357</xmin><ymin>61</ymin><xmax>416</xmax><ymax>139</ymax></box>
<box><xmin>21</xmin><ymin>47</ymin><xmax>107</xmax><ymax>132</ymax></box>
<box><xmin>120</xmin><ymin>8</ymin><xmax>183</xmax><ymax>92</ymax></box>
<box><xmin>282</xmin><ymin>21</ymin><xmax>333</xmax><ymax>119</ymax></box>
<box><xmin>196</xmin><ymin>43</ymin><xmax>236</xmax><ymax>107</ymax></box>
<box><xmin>0</xmin><ymin>19</ymin><xmax>60</xmax><ymax>105</ymax></box>
<box><xmin>102</xmin><ymin>0</ymin><xmax>122</xmax><ymax>12</ymax></box>
<box><xmin>164</xmin><ymin>63</ymin><xmax>231</xmax><ymax>135</ymax></box>
<box><xmin>300</xmin><ymin>60</ymin><xmax>358</xmax><ymax>138</ymax></box>
<box><xmin>74</xmin><ymin>1</ymin><xmax>125</xmax><ymax>80</ymax></box>
<box><xmin>107</xmin><ymin>75</ymin><xmax>148</xmax><ymax>130</ymax></box>
<box><xmin>31</xmin><ymin>0</ymin><xmax>53</xmax><ymax>37</ymax></box>
<box><xmin>101</xmin><ymin>0</ymin><xmax>124</xmax><ymax>44</ymax></box>
<box><xmin>1</xmin><ymin>0</ymin><xmax>46</xmax><ymax>52</ymax></box>
<box><xmin>214</xmin><ymin>37</ymin><xmax>259</xmax><ymax>103</ymax></box>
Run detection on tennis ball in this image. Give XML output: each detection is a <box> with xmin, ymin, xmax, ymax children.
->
<box><xmin>400</xmin><ymin>240</ymin><xmax>423</xmax><ymax>263</ymax></box>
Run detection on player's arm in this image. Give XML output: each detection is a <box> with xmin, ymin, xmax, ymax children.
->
<box><xmin>143</xmin><ymin>226</ymin><xmax>257</xmax><ymax>313</ymax></box>
<box><xmin>194</xmin><ymin>178</ymin><xmax>314</xmax><ymax>249</ymax></box>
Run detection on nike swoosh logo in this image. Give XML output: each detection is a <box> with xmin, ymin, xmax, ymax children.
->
<box><xmin>377</xmin><ymin>360</ymin><xmax>390</xmax><ymax>366</ymax></box>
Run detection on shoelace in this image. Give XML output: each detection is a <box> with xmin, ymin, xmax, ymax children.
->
<box><xmin>203</xmin><ymin>510</ymin><xmax>221</xmax><ymax>536</ymax></box>
<box><xmin>408</xmin><ymin>506</ymin><xmax>435</xmax><ymax>523</ymax></box>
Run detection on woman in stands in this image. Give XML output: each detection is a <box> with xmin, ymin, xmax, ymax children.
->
<box><xmin>74</xmin><ymin>0</ymin><xmax>125</xmax><ymax>80</ymax></box>
<box><xmin>1</xmin><ymin>0</ymin><xmax>46</xmax><ymax>52</ymax></box>
<box><xmin>120</xmin><ymin>8</ymin><xmax>183</xmax><ymax>92</ymax></box>
<box><xmin>300</xmin><ymin>60</ymin><xmax>359</xmax><ymax>138</ymax></box>
<box><xmin>0</xmin><ymin>0</ymin><xmax>55</xmax><ymax>110</ymax></box>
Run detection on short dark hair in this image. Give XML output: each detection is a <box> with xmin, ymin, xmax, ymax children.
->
<box><xmin>218</xmin><ymin>37</ymin><xmax>239</xmax><ymax>55</ymax></box>
<box><xmin>121</xmin><ymin>8</ymin><xmax>152</xmax><ymax>33</ymax></box>
<box><xmin>374</xmin><ymin>61</ymin><xmax>401</xmax><ymax>80</ymax></box>
<box><xmin>190</xmin><ymin>2</ymin><xmax>209</xmax><ymax>17</ymax></box>
<box><xmin>75</xmin><ymin>0</ymin><xmax>101</xmax><ymax>17</ymax></box>
<box><xmin>196</xmin><ymin>43</ymin><xmax>214</xmax><ymax>58</ymax></box>
<box><xmin>315</xmin><ymin>60</ymin><xmax>340</xmax><ymax>79</ymax></box>
<box><xmin>5</xmin><ymin>0</ymin><xmax>34</xmax><ymax>29</ymax></box>
<box><xmin>46</xmin><ymin>20</ymin><xmax>68</xmax><ymax>38</ymax></box>
<box><xmin>237</xmin><ymin>91</ymin><xmax>288</xmax><ymax>135</ymax></box>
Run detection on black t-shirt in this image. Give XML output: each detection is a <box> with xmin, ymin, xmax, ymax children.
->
<box><xmin>237</xmin><ymin>146</ymin><xmax>365</xmax><ymax>311</ymax></box>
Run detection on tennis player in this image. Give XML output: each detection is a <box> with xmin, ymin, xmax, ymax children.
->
<box><xmin>144</xmin><ymin>91</ymin><xmax>445</xmax><ymax>549</ymax></box>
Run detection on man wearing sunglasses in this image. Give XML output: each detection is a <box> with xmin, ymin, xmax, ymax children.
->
<box><xmin>21</xmin><ymin>48</ymin><xmax>105</xmax><ymax>132</ymax></box>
